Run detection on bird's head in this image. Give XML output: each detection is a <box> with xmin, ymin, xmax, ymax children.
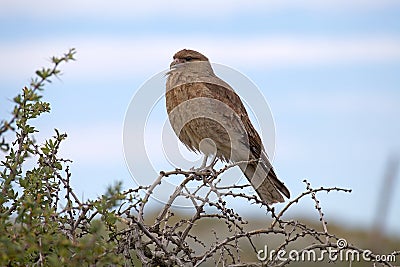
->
<box><xmin>170</xmin><ymin>49</ymin><xmax>209</xmax><ymax>68</ymax></box>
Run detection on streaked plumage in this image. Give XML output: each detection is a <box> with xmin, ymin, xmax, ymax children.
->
<box><xmin>166</xmin><ymin>49</ymin><xmax>290</xmax><ymax>204</ymax></box>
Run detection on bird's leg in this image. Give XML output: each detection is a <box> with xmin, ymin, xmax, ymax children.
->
<box><xmin>197</xmin><ymin>154</ymin><xmax>218</xmax><ymax>173</ymax></box>
<box><xmin>190</xmin><ymin>154</ymin><xmax>218</xmax><ymax>173</ymax></box>
<box><xmin>207</xmin><ymin>153</ymin><xmax>218</xmax><ymax>170</ymax></box>
<box><xmin>199</xmin><ymin>154</ymin><xmax>208</xmax><ymax>169</ymax></box>
<box><xmin>190</xmin><ymin>155</ymin><xmax>208</xmax><ymax>172</ymax></box>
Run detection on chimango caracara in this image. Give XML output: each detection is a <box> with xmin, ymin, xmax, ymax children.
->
<box><xmin>166</xmin><ymin>49</ymin><xmax>290</xmax><ymax>204</ymax></box>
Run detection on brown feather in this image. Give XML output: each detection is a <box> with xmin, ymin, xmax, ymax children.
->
<box><xmin>166</xmin><ymin>49</ymin><xmax>290</xmax><ymax>203</ymax></box>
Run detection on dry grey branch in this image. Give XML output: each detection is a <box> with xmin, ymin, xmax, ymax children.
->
<box><xmin>108</xmin><ymin>162</ymin><xmax>397</xmax><ymax>267</ymax></box>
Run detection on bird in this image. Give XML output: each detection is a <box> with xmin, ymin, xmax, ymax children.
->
<box><xmin>165</xmin><ymin>49</ymin><xmax>290</xmax><ymax>204</ymax></box>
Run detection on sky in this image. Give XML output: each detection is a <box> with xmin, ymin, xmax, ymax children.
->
<box><xmin>1</xmin><ymin>1</ymin><xmax>400</xmax><ymax>236</ymax></box>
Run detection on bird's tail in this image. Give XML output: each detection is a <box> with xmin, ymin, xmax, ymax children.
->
<box><xmin>238</xmin><ymin>156</ymin><xmax>290</xmax><ymax>204</ymax></box>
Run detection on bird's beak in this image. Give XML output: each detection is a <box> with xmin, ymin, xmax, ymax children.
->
<box><xmin>170</xmin><ymin>58</ymin><xmax>185</xmax><ymax>68</ymax></box>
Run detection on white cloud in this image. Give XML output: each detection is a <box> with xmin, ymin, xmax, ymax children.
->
<box><xmin>1</xmin><ymin>36</ymin><xmax>400</xmax><ymax>81</ymax></box>
<box><xmin>275</xmin><ymin>90</ymin><xmax>400</xmax><ymax>115</ymax></box>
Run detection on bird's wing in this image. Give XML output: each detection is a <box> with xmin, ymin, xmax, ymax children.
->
<box><xmin>201</xmin><ymin>82</ymin><xmax>264</xmax><ymax>158</ymax></box>
<box><xmin>202</xmin><ymin>81</ymin><xmax>291</xmax><ymax>202</ymax></box>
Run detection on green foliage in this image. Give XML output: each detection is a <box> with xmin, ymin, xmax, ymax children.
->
<box><xmin>0</xmin><ymin>49</ymin><xmax>136</xmax><ymax>266</ymax></box>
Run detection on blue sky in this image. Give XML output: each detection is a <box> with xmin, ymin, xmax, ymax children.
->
<box><xmin>1</xmin><ymin>1</ymin><xmax>400</xmax><ymax>235</ymax></box>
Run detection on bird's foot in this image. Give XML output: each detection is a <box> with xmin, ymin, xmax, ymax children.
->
<box><xmin>191</xmin><ymin>165</ymin><xmax>215</xmax><ymax>174</ymax></box>
<box><xmin>190</xmin><ymin>158</ymin><xmax>218</xmax><ymax>175</ymax></box>
<box><xmin>190</xmin><ymin>166</ymin><xmax>216</xmax><ymax>184</ymax></box>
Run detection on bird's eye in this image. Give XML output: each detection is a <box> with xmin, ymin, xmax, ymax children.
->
<box><xmin>185</xmin><ymin>56</ymin><xmax>193</xmax><ymax>61</ymax></box>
